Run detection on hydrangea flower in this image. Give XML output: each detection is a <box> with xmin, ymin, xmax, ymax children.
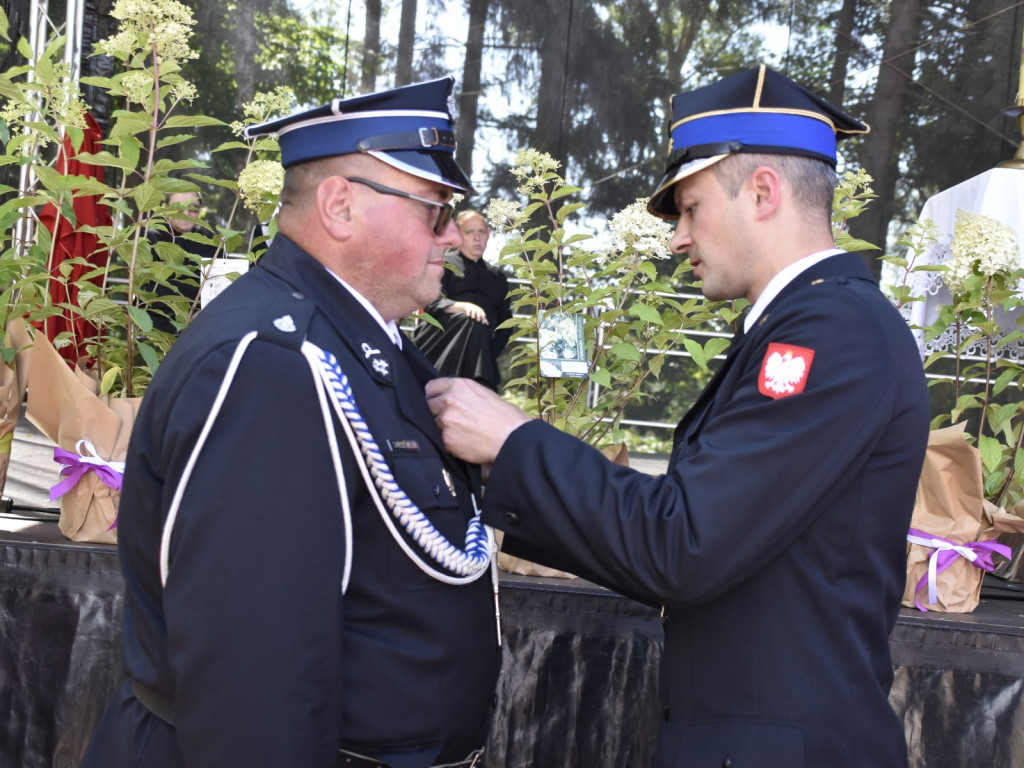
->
<box><xmin>943</xmin><ymin>210</ymin><xmax>1021</xmax><ymax>296</ymax></box>
<box><xmin>97</xmin><ymin>0</ymin><xmax>198</xmax><ymax>67</ymax></box>
<box><xmin>238</xmin><ymin>160</ymin><xmax>284</xmax><ymax>214</ymax></box>
<box><xmin>484</xmin><ymin>198</ymin><xmax>524</xmax><ymax>232</ymax></box>
<box><xmin>597</xmin><ymin>198</ymin><xmax>673</xmax><ymax>263</ymax></box>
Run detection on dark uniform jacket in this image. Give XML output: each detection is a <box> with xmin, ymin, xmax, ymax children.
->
<box><xmin>411</xmin><ymin>250</ymin><xmax>511</xmax><ymax>389</ymax></box>
<box><xmin>482</xmin><ymin>252</ymin><xmax>929</xmax><ymax>768</ymax></box>
<box><xmin>82</xmin><ymin>235</ymin><xmax>500</xmax><ymax>768</ymax></box>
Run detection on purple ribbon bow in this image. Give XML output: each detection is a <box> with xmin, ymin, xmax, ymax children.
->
<box><xmin>50</xmin><ymin>440</ymin><xmax>126</xmax><ymax>501</ymax></box>
<box><xmin>907</xmin><ymin>527</ymin><xmax>1011</xmax><ymax>611</ymax></box>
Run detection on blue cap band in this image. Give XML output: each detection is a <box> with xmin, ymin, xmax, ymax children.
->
<box><xmin>277</xmin><ymin>112</ymin><xmax>455</xmax><ymax>168</ymax></box>
<box><xmin>671</xmin><ymin>112</ymin><xmax>839</xmax><ymax>165</ymax></box>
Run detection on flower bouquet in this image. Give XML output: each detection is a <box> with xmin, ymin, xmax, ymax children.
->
<box><xmin>888</xmin><ymin>205</ymin><xmax>1024</xmax><ymax>609</ymax></box>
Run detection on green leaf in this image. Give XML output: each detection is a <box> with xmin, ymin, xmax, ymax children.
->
<box><xmin>126</xmin><ymin>304</ymin><xmax>154</xmax><ymax>333</ymax></box>
<box><xmin>100</xmin><ymin>366</ymin><xmax>121</xmax><ymax>395</ymax></box>
<box><xmin>212</xmin><ymin>140</ymin><xmax>251</xmax><ymax>153</ymax></box>
<box><xmin>682</xmin><ymin>337</ymin><xmax>707</xmax><ymax>369</ymax></box>
<box><xmin>555</xmin><ymin>202</ymin><xmax>585</xmax><ymax>222</ymax></box>
<box><xmin>163</xmin><ymin>115</ymin><xmax>226</xmax><ymax>129</ymax></box>
<box><xmin>979</xmin><ymin>435</ymin><xmax>1003</xmax><ymax>474</ymax></box>
<box><xmin>631</xmin><ymin>303</ymin><xmax>663</xmax><ymax>325</ymax></box>
<box><xmin>156</xmin><ymin>133</ymin><xmax>199</xmax><ymax>151</ymax></box>
<box><xmin>109</xmin><ymin>112</ymin><xmax>155</xmax><ymax>139</ymax></box>
<box><xmin>549</xmin><ymin>184</ymin><xmax>580</xmax><ymax>200</ymax></box>
<box><xmin>118</xmin><ymin>137</ymin><xmax>141</xmax><ymax>171</ymax></box>
<box><xmin>75</xmin><ymin>150</ymin><xmax>138</xmax><ymax>171</ymax></box>
<box><xmin>138</xmin><ymin>341</ymin><xmax>161</xmax><ymax>374</ymax></box>
<box><xmin>131</xmin><ymin>183</ymin><xmax>165</xmax><ymax>214</ymax></box>
<box><xmin>702</xmin><ymin>336</ymin><xmax>732</xmax><ymax>361</ymax></box>
<box><xmin>610</xmin><ymin>342</ymin><xmax>642</xmax><ymax>362</ymax></box>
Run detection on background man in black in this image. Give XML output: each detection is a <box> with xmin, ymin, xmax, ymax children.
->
<box><xmin>411</xmin><ymin>209</ymin><xmax>511</xmax><ymax>390</ymax></box>
<box><xmin>147</xmin><ymin>190</ymin><xmax>216</xmax><ymax>334</ymax></box>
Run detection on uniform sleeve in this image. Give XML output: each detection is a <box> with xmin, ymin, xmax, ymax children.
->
<box><xmin>159</xmin><ymin>339</ymin><xmax>346</xmax><ymax>767</ymax></box>
<box><xmin>482</xmin><ymin>291</ymin><xmax>903</xmax><ymax>607</ymax></box>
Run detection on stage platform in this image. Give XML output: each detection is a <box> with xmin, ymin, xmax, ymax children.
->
<box><xmin>4</xmin><ymin>413</ymin><xmax>1024</xmax><ymax>767</ymax></box>
<box><xmin>3</xmin><ymin>514</ymin><xmax>1024</xmax><ymax>768</ymax></box>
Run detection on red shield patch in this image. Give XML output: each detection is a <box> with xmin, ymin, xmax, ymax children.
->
<box><xmin>758</xmin><ymin>342</ymin><xmax>815</xmax><ymax>399</ymax></box>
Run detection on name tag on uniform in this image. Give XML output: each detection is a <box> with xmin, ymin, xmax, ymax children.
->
<box><xmin>386</xmin><ymin>439</ymin><xmax>421</xmax><ymax>453</ymax></box>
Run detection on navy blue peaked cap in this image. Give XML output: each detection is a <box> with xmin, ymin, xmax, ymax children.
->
<box><xmin>246</xmin><ymin>76</ymin><xmax>475</xmax><ymax>194</ymax></box>
<box><xmin>648</xmin><ymin>64</ymin><xmax>868</xmax><ymax>218</ymax></box>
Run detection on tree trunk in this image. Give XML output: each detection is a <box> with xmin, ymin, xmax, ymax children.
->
<box><xmin>234</xmin><ymin>0</ymin><xmax>258</xmax><ymax>113</ymax></box>
<box><xmin>660</xmin><ymin>0</ymin><xmax>709</xmax><ymax>139</ymax></box>
<box><xmin>360</xmin><ymin>0</ymin><xmax>382</xmax><ymax>93</ymax></box>
<box><xmin>827</xmin><ymin>0</ymin><xmax>858</xmax><ymax>106</ymax></box>
<box><xmin>456</xmin><ymin>0</ymin><xmax>489</xmax><ymax>186</ymax></box>
<box><xmin>851</xmin><ymin>0</ymin><xmax>923</xmax><ymax>275</ymax></box>
<box><xmin>396</xmin><ymin>0</ymin><xmax>418</xmax><ymax>86</ymax></box>
<box><xmin>535</xmin><ymin>0</ymin><xmax>573</xmax><ymax>169</ymax></box>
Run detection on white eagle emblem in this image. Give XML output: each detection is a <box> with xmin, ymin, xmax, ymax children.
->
<box><xmin>758</xmin><ymin>343</ymin><xmax>815</xmax><ymax>399</ymax></box>
<box><xmin>764</xmin><ymin>351</ymin><xmax>806</xmax><ymax>395</ymax></box>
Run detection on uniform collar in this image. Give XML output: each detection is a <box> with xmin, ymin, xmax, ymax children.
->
<box><xmin>744</xmin><ymin>248</ymin><xmax>843</xmax><ymax>333</ymax></box>
<box><xmin>324</xmin><ymin>269</ymin><xmax>404</xmax><ymax>349</ymax></box>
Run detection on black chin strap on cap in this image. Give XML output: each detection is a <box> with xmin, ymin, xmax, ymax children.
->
<box><xmin>665</xmin><ymin>140</ymin><xmax>744</xmax><ymax>172</ymax></box>
<box><xmin>356</xmin><ymin>128</ymin><xmax>456</xmax><ymax>153</ymax></box>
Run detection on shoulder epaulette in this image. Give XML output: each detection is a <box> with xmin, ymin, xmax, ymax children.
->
<box><xmin>256</xmin><ymin>289</ymin><xmax>315</xmax><ymax>350</ymax></box>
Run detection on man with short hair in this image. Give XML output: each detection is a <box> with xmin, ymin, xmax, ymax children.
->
<box><xmin>147</xmin><ymin>189</ymin><xmax>215</xmax><ymax>334</ymax></box>
<box><xmin>82</xmin><ymin>78</ymin><xmax>500</xmax><ymax>768</ymax></box>
<box><xmin>411</xmin><ymin>209</ymin><xmax>511</xmax><ymax>390</ymax></box>
<box><xmin>426</xmin><ymin>65</ymin><xmax>929</xmax><ymax>767</ymax></box>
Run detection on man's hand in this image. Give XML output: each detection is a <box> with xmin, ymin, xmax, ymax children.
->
<box><xmin>425</xmin><ymin>377</ymin><xmax>532</xmax><ymax>465</ymax></box>
<box><xmin>447</xmin><ymin>301</ymin><xmax>488</xmax><ymax>324</ymax></box>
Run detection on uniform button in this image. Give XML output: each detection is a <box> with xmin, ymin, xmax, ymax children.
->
<box><xmin>504</xmin><ymin>512</ymin><xmax>520</xmax><ymax>525</ymax></box>
<box><xmin>433</xmin><ymin>486</ymin><xmax>441</xmax><ymax>497</ymax></box>
<box><xmin>721</xmin><ymin>759</ymin><xmax>732</xmax><ymax>768</ymax></box>
<box><xmin>491</xmin><ymin>694</ymin><xmax>498</xmax><ymax>708</ymax></box>
<box><xmin>292</xmin><ymin>290</ymin><xmax>305</xmax><ymax>300</ymax></box>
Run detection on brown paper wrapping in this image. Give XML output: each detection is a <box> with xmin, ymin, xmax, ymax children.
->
<box><xmin>495</xmin><ymin>442</ymin><xmax>630</xmax><ymax>579</ymax></box>
<box><xmin>903</xmin><ymin>424</ymin><xmax>1024</xmax><ymax>612</ymax></box>
<box><xmin>0</xmin><ymin>320</ymin><xmax>33</xmax><ymax>496</ymax></box>
<box><xmin>25</xmin><ymin>333</ymin><xmax>139</xmax><ymax>544</ymax></box>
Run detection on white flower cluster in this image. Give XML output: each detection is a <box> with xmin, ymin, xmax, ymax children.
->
<box><xmin>0</xmin><ymin>62</ymin><xmax>86</xmax><ymax>140</ymax></box>
<box><xmin>232</xmin><ymin>88</ymin><xmax>296</xmax><ymax>141</ymax></box>
<box><xmin>484</xmin><ymin>198</ymin><xmax>524</xmax><ymax>232</ymax></box>
<box><xmin>509</xmin><ymin>148</ymin><xmax>562</xmax><ymax>192</ymax></box>
<box><xmin>237</xmin><ymin>160</ymin><xmax>284</xmax><ymax>214</ymax></box>
<box><xmin>943</xmin><ymin>210</ymin><xmax>1021</xmax><ymax>295</ymax></box>
<box><xmin>98</xmin><ymin>0</ymin><xmax>198</xmax><ymax>68</ymax></box>
<box><xmin>597</xmin><ymin>198</ymin><xmax>673</xmax><ymax>262</ymax></box>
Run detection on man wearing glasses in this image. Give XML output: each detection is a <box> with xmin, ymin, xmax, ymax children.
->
<box><xmin>82</xmin><ymin>78</ymin><xmax>500</xmax><ymax>768</ymax></box>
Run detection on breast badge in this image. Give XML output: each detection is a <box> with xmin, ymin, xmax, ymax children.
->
<box><xmin>361</xmin><ymin>341</ymin><xmax>392</xmax><ymax>382</ymax></box>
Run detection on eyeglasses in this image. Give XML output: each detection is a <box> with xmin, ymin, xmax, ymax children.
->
<box><xmin>346</xmin><ymin>177</ymin><xmax>454</xmax><ymax>235</ymax></box>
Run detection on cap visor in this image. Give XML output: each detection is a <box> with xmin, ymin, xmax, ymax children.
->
<box><xmin>647</xmin><ymin>155</ymin><xmax>728</xmax><ymax>218</ymax></box>
<box><xmin>370</xmin><ymin>149</ymin><xmax>476</xmax><ymax>195</ymax></box>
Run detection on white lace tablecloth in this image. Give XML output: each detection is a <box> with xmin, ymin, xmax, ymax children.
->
<box><xmin>908</xmin><ymin>168</ymin><xmax>1024</xmax><ymax>361</ymax></box>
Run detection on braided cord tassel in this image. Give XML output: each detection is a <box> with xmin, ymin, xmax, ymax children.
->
<box><xmin>314</xmin><ymin>347</ymin><xmax>492</xmax><ymax>579</ymax></box>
